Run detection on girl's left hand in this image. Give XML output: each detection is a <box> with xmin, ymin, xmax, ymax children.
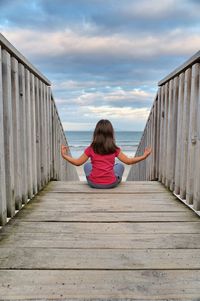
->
<box><xmin>61</xmin><ymin>144</ymin><xmax>69</xmax><ymax>155</ymax></box>
<box><xmin>144</xmin><ymin>146</ymin><xmax>152</xmax><ymax>158</ymax></box>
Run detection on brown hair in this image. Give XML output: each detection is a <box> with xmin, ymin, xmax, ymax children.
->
<box><xmin>91</xmin><ymin>119</ymin><xmax>118</xmax><ymax>155</ymax></box>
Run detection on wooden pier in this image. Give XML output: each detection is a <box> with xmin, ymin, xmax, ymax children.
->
<box><xmin>1</xmin><ymin>34</ymin><xmax>200</xmax><ymax>300</ymax></box>
<box><xmin>1</xmin><ymin>181</ymin><xmax>200</xmax><ymax>300</ymax></box>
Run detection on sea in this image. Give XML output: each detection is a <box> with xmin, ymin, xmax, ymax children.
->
<box><xmin>65</xmin><ymin>131</ymin><xmax>142</xmax><ymax>158</ymax></box>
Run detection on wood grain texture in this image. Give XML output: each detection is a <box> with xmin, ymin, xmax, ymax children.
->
<box><xmin>0</xmin><ymin>181</ymin><xmax>200</xmax><ymax>299</ymax></box>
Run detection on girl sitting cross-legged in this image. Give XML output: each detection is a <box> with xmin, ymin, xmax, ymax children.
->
<box><xmin>61</xmin><ymin>119</ymin><xmax>152</xmax><ymax>189</ymax></box>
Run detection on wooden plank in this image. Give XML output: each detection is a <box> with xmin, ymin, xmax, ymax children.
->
<box><xmin>1</xmin><ymin>232</ymin><xmax>200</xmax><ymax>249</ymax></box>
<box><xmin>15</xmin><ymin>210</ymin><xmax>198</xmax><ymax>222</ymax></box>
<box><xmin>2</xmin><ymin>49</ymin><xmax>15</xmax><ymax>217</ymax></box>
<box><xmin>1</xmin><ymin>248</ymin><xmax>200</xmax><ymax>270</ymax></box>
<box><xmin>30</xmin><ymin>73</ymin><xmax>37</xmax><ymax>195</ymax></box>
<box><xmin>35</xmin><ymin>77</ymin><xmax>42</xmax><ymax>191</ymax></box>
<box><xmin>43</xmin><ymin>83</ymin><xmax>48</xmax><ymax>184</ymax></box>
<box><xmin>0</xmin><ymin>46</ymin><xmax>7</xmax><ymax>225</ymax></box>
<box><xmin>40</xmin><ymin>81</ymin><xmax>45</xmax><ymax>187</ymax></box>
<box><xmin>3</xmin><ymin>221</ymin><xmax>200</xmax><ymax>235</ymax></box>
<box><xmin>174</xmin><ymin>72</ymin><xmax>184</xmax><ymax>194</ymax></box>
<box><xmin>166</xmin><ymin>79</ymin><xmax>173</xmax><ymax>189</ymax></box>
<box><xmin>180</xmin><ymin>68</ymin><xmax>192</xmax><ymax>199</ymax></box>
<box><xmin>20</xmin><ymin>195</ymin><xmax>186</xmax><ymax>212</ymax></box>
<box><xmin>18</xmin><ymin>63</ymin><xmax>28</xmax><ymax>204</ymax></box>
<box><xmin>162</xmin><ymin>82</ymin><xmax>169</xmax><ymax>185</ymax></box>
<box><xmin>0</xmin><ymin>270</ymin><xmax>200</xmax><ymax>299</ymax></box>
<box><xmin>193</xmin><ymin>67</ymin><xmax>200</xmax><ymax>210</ymax></box>
<box><xmin>43</xmin><ymin>181</ymin><xmax>169</xmax><ymax>194</ymax></box>
<box><xmin>25</xmin><ymin>68</ymin><xmax>33</xmax><ymax>198</ymax></box>
<box><xmin>11</xmin><ymin>57</ymin><xmax>22</xmax><ymax>210</ymax></box>
<box><xmin>169</xmin><ymin>76</ymin><xmax>178</xmax><ymax>191</ymax></box>
<box><xmin>186</xmin><ymin>63</ymin><xmax>199</xmax><ymax>204</ymax></box>
<box><xmin>159</xmin><ymin>85</ymin><xmax>164</xmax><ymax>182</ymax></box>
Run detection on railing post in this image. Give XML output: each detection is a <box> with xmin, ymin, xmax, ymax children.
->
<box><xmin>180</xmin><ymin>68</ymin><xmax>192</xmax><ymax>199</ymax></box>
<box><xmin>0</xmin><ymin>46</ymin><xmax>7</xmax><ymax>225</ymax></box>
<box><xmin>19</xmin><ymin>63</ymin><xmax>28</xmax><ymax>204</ymax></box>
<box><xmin>2</xmin><ymin>49</ymin><xmax>15</xmax><ymax>217</ymax></box>
<box><xmin>193</xmin><ymin>67</ymin><xmax>200</xmax><ymax>210</ymax></box>
<box><xmin>11</xmin><ymin>57</ymin><xmax>22</xmax><ymax>210</ymax></box>
<box><xmin>174</xmin><ymin>72</ymin><xmax>184</xmax><ymax>195</ymax></box>
<box><xmin>186</xmin><ymin>63</ymin><xmax>199</xmax><ymax>204</ymax></box>
<box><xmin>162</xmin><ymin>82</ymin><xmax>169</xmax><ymax>185</ymax></box>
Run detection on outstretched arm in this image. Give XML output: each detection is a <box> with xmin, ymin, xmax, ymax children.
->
<box><xmin>61</xmin><ymin>145</ymin><xmax>89</xmax><ymax>166</ymax></box>
<box><xmin>117</xmin><ymin>147</ymin><xmax>152</xmax><ymax>165</ymax></box>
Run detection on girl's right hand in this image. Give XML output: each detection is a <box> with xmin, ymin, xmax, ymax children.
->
<box><xmin>61</xmin><ymin>144</ymin><xmax>69</xmax><ymax>155</ymax></box>
<box><xmin>144</xmin><ymin>147</ymin><xmax>152</xmax><ymax>158</ymax></box>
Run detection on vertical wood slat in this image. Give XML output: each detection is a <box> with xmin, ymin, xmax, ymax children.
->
<box><xmin>158</xmin><ymin>86</ymin><xmax>164</xmax><ymax>182</ymax></box>
<box><xmin>11</xmin><ymin>57</ymin><xmax>22</xmax><ymax>210</ymax></box>
<box><xmin>35</xmin><ymin>77</ymin><xmax>42</xmax><ymax>191</ymax></box>
<box><xmin>174</xmin><ymin>72</ymin><xmax>185</xmax><ymax>195</ymax></box>
<box><xmin>40</xmin><ymin>81</ymin><xmax>45</xmax><ymax>186</ymax></box>
<box><xmin>30</xmin><ymin>74</ymin><xmax>37</xmax><ymax>195</ymax></box>
<box><xmin>180</xmin><ymin>68</ymin><xmax>192</xmax><ymax>199</ymax></box>
<box><xmin>193</xmin><ymin>67</ymin><xmax>200</xmax><ymax>210</ymax></box>
<box><xmin>2</xmin><ymin>49</ymin><xmax>15</xmax><ymax>217</ymax></box>
<box><xmin>19</xmin><ymin>63</ymin><xmax>28</xmax><ymax>204</ymax></box>
<box><xmin>186</xmin><ymin>64</ymin><xmax>199</xmax><ymax>204</ymax></box>
<box><xmin>162</xmin><ymin>82</ymin><xmax>169</xmax><ymax>185</ymax></box>
<box><xmin>0</xmin><ymin>46</ymin><xmax>7</xmax><ymax>225</ymax></box>
<box><xmin>25</xmin><ymin>68</ymin><xmax>33</xmax><ymax>199</ymax></box>
<box><xmin>169</xmin><ymin>76</ymin><xmax>178</xmax><ymax>192</ymax></box>
<box><xmin>166</xmin><ymin>79</ymin><xmax>173</xmax><ymax>189</ymax></box>
<box><xmin>43</xmin><ymin>84</ymin><xmax>48</xmax><ymax>184</ymax></box>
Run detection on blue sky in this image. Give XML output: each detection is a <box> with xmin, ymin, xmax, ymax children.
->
<box><xmin>0</xmin><ymin>0</ymin><xmax>200</xmax><ymax>131</ymax></box>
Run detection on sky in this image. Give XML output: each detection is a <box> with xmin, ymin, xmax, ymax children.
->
<box><xmin>0</xmin><ymin>0</ymin><xmax>200</xmax><ymax>131</ymax></box>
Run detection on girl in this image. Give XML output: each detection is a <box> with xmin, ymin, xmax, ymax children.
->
<box><xmin>61</xmin><ymin>119</ymin><xmax>152</xmax><ymax>188</ymax></box>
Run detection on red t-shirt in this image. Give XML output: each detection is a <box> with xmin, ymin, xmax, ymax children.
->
<box><xmin>84</xmin><ymin>146</ymin><xmax>121</xmax><ymax>185</ymax></box>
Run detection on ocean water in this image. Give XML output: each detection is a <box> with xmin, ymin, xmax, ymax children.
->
<box><xmin>65</xmin><ymin>131</ymin><xmax>142</xmax><ymax>158</ymax></box>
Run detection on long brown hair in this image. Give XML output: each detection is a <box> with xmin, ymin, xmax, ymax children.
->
<box><xmin>91</xmin><ymin>119</ymin><xmax>118</xmax><ymax>155</ymax></box>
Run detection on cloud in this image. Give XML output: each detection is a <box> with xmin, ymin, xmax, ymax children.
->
<box><xmin>86</xmin><ymin>106</ymin><xmax>150</xmax><ymax>121</ymax></box>
<box><xmin>0</xmin><ymin>0</ymin><xmax>199</xmax><ymax>131</ymax></box>
<box><xmin>2</xmin><ymin>27</ymin><xmax>200</xmax><ymax>61</ymax></box>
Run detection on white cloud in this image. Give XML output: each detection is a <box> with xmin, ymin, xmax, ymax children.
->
<box><xmin>2</xmin><ymin>27</ymin><xmax>200</xmax><ymax>61</ymax></box>
<box><xmin>62</xmin><ymin>121</ymin><xmax>93</xmax><ymax>131</ymax></box>
<box><xmin>86</xmin><ymin>106</ymin><xmax>150</xmax><ymax>121</ymax></box>
<box><xmin>55</xmin><ymin>87</ymin><xmax>154</xmax><ymax>107</ymax></box>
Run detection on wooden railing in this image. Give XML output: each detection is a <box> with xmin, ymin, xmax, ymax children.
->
<box><xmin>0</xmin><ymin>33</ymin><xmax>78</xmax><ymax>226</ymax></box>
<box><xmin>127</xmin><ymin>51</ymin><xmax>200</xmax><ymax>212</ymax></box>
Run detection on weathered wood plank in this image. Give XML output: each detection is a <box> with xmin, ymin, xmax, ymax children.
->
<box><xmin>30</xmin><ymin>73</ymin><xmax>37</xmax><ymax>195</ymax></box>
<box><xmin>15</xmin><ymin>210</ymin><xmax>198</xmax><ymax>222</ymax></box>
<box><xmin>0</xmin><ymin>270</ymin><xmax>200</xmax><ymax>299</ymax></box>
<box><xmin>43</xmin><ymin>181</ymin><xmax>170</xmax><ymax>194</ymax></box>
<box><xmin>22</xmin><ymin>201</ymin><xmax>186</xmax><ymax>212</ymax></box>
<box><xmin>180</xmin><ymin>68</ymin><xmax>192</xmax><ymax>199</ymax></box>
<box><xmin>186</xmin><ymin>63</ymin><xmax>199</xmax><ymax>204</ymax></box>
<box><xmin>174</xmin><ymin>72</ymin><xmax>184</xmax><ymax>194</ymax></box>
<box><xmin>25</xmin><ymin>68</ymin><xmax>33</xmax><ymax>199</ymax></box>
<box><xmin>3</xmin><ymin>221</ymin><xmax>200</xmax><ymax>235</ymax></box>
<box><xmin>18</xmin><ymin>63</ymin><xmax>28</xmax><ymax>204</ymax></box>
<box><xmin>0</xmin><ymin>46</ymin><xmax>7</xmax><ymax>225</ymax></box>
<box><xmin>2</xmin><ymin>49</ymin><xmax>15</xmax><ymax>217</ymax></box>
<box><xmin>1</xmin><ymin>248</ymin><xmax>200</xmax><ymax>270</ymax></box>
<box><xmin>1</xmin><ymin>232</ymin><xmax>200</xmax><ymax>249</ymax></box>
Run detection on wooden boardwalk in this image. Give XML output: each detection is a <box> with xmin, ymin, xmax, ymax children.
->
<box><xmin>0</xmin><ymin>181</ymin><xmax>200</xmax><ymax>300</ymax></box>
